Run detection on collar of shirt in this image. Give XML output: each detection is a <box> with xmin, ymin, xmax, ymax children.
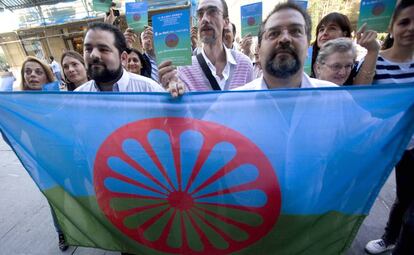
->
<box><xmin>258</xmin><ymin>73</ymin><xmax>318</xmax><ymax>89</ymax></box>
<box><xmin>93</xmin><ymin>69</ymin><xmax>130</xmax><ymax>92</ymax></box>
<box><xmin>201</xmin><ymin>45</ymin><xmax>237</xmax><ymax>90</ymax></box>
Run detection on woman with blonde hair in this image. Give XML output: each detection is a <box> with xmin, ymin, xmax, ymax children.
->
<box><xmin>20</xmin><ymin>56</ymin><xmax>55</xmax><ymax>91</ymax></box>
<box><xmin>20</xmin><ymin>58</ymin><xmax>68</xmax><ymax>250</ymax></box>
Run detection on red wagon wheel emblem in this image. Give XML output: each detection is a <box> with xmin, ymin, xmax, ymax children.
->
<box><xmin>94</xmin><ymin>117</ymin><xmax>281</xmax><ymax>254</ymax></box>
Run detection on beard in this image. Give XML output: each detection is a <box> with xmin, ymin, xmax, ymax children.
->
<box><xmin>87</xmin><ymin>58</ymin><xmax>122</xmax><ymax>83</ymax></box>
<box><xmin>200</xmin><ymin>26</ymin><xmax>217</xmax><ymax>44</ymax></box>
<box><xmin>265</xmin><ymin>44</ymin><xmax>301</xmax><ymax>79</ymax></box>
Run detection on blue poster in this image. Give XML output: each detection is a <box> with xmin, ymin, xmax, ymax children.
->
<box><xmin>153</xmin><ymin>9</ymin><xmax>192</xmax><ymax>66</ymax></box>
<box><xmin>92</xmin><ymin>0</ymin><xmax>112</xmax><ymax>12</ymax></box>
<box><xmin>358</xmin><ymin>0</ymin><xmax>397</xmax><ymax>32</ymax></box>
<box><xmin>291</xmin><ymin>0</ymin><xmax>308</xmax><ymax>10</ymax></box>
<box><xmin>241</xmin><ymin>2</ymin><xmax>262</xmax><ymax>37</ymax></box>
<box><xmin>126</xmin><ymin>1</ymin><xmax>148</xmax><ymax>33</ymax></box>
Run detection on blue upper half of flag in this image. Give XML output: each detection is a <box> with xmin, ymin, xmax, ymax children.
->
<box><xmin>1</xmin><ymin>84</ymin><xmax>414</xmax><ymax>216</ymax></box>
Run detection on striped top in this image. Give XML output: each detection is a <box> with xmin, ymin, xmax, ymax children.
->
<box><xmin>144</xmin><ymin>52</ymin><xmax>159</xmax><ymax>82</ymax></box>
<box><xmin>373</xmin><ymin>55</ymin><xmax>414</xmax><ymax>85</ymax></box>
<box><xmin>177</xmin><ymin>49</ymin><xmax>253</xmax><ymax>91</ymax></box>
<box><xmin>373</xmin><ymin>54</ymin><xmax>414</xmax><ymax>150</ymax></box>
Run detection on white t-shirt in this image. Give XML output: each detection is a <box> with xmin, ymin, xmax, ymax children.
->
<box><xmin>50</xmin><ymin>60</ymin><xmax>61</xmax><ymax>73</ymax></box>
<box><xmin>234</xmin><ymin>73</ymin><xmax>337</xmax><ymax>90</ymax></box>
<box><xmin>75</xmin><ymin>69</ymin><xmax>164</xmax><ymax>92</ymax></box>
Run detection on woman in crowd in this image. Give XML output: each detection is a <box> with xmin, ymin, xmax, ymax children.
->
<box><xmin>314</xmin><ymin>38</ymin><xmax>356</xmax><ymax>85</ymax></box>
<box><xmin>20</xmin><ymin>56</ymin><xmax>55</xmax><ymax>90</ymax></box>
<box><xmin>61</xmin><ymin>51</ymin><xmax>88</xmax><ymax>91</ymax></box>
<box><xmin>20</xmin><ymin>56</ymin><xmax>69</xmax><ymax>251</ymax></box>
<box><xmin>124</xmin><ymin>48</ymin><xmax>146</xmax><ymax>78</ymax></box>
<box><xmin>311</xmin><ymin>12</ymin><xmax>379</xmax><ymax>85</ymax></box>
<box><xmin>365</xmin><ymin>1</ymin><xmax>414</xmax><ymax>254</ymax></box>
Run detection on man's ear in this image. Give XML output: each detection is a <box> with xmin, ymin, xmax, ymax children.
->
<box><xmin>224</xmin><ymin>17</ymin><xmax>229</xmax><ymax>26</ymax></box>
<box><xmin>121</xmin><ymin>51</ymin><xmax>128</xmax><ymax>66</ymax></box>
<box><xmin>314</xmin><ymin>63</ymin><xmax>321</xmax><ymax>77</ymax></box>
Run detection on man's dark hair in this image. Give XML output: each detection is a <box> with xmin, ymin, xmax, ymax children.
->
<box><xmin>231</xmin><ymin>22</ymin><xmax>236</xmax><ymax>37</ymax></box>
<box><xmin>86</xmin><ymin>22</ymin><xmax>127</xmax><ymax>55</ymax></box>
<box><xmin>258</xmin><ymin>2</ymin><xmax>312</xmax><ymax>46</ymax></box>
<box><xmin>220</xmin><ymin>0</ymin><xmax>229</xmax><ymax>18</ymax></box>
<box><xmin>49</xmin><ymin>56</ymin><xmax>54</xmax><ymax>61</ymax></box>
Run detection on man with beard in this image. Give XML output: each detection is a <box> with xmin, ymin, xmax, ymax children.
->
<box><xmin>76</xmin><ymin>22</ymin><xmax>163</xmax><ymax>92</ymax></box>
<box><xmin>158</xmin><ymin>0</ymin><xmax>253</xmax><ymax>96</ymax></box>
<box><xmin>236</xmin><ymin>3</ymin><xmax>335</xmax><ymax>90</ymax></box>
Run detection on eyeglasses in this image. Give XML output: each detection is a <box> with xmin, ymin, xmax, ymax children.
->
<box><xmin>24</xmin><ymin>68</ymin><xmax>45</xmax><ymax>76</ymax></box>
<box><xmin>323</xmin><ymin>63</ymin><xmax>354</xmax><ymax>72</ymax></box>
<box><xmin>263</xmin><ymin>25</ymin><xmax>305</xmax><ymax>40</ymax></box>
<box><xmin>196</xmin><ymin>6</ymin><xmax>222</xmax><ymax>19</ymax></box>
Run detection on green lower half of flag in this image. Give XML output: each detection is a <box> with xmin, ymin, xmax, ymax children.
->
<box><xmin>45</xmin><ymin>187</ymin><xmax>364</xmax><ymax>255</ymax></box>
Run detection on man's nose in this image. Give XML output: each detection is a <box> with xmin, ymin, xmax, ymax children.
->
<box><xmin>90</xmin><ymin>48</ymin><xmax>101</xmax><ymax>59</ymax></box>
<box><xmin>199</xmin><ymin>12</ymin><xmax>210</xmax><ymax>25</ymax></box>
<box><xmin>278</xmin><ymin>29</ymin><xmax>292</xmax><ymax>44</ymax></box>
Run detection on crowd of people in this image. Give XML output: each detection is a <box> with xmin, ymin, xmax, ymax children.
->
<box><xmin>4</xmin><ymin>0</ymin><xmax>414</xmax><ymax>254</ymax></box>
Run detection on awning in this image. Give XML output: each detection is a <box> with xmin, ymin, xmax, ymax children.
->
<box><xmin>0</xmin><ymin>0</ymin><xmax>75</xmax><ymax>11</ymax></box>
<box><xmin>146</xmin><ymin>0</ymin><xmax>190</xmax><ymax>10</ymax></box>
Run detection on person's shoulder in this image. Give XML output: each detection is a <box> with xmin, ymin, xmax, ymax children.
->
<box><xmin>74</xmin><ymin>81</ymin><xmax>94</xmax><ymax>92</ymax></box>
<box><xmin>128</xmin><ymin>72</ymin><xmax>158</xmax><ymax>84</ymax></box>
<box><xmin>309</xmin><ymin>77</ymin><xmax>338</xmax><ymax>88</ymax></box>
<box><xmin>233</xmin><ymin>50</ymin><xmax>252</xmax><ymax>64</ymax></box>
<box><xmin>303</xmin><ymin>73</ymin><xmax>337</xmax><ymax>88</ymax></box>
<box><xmin>232</xmin><ymin>78</ymin><xmax>262</xmax><ymax>91</ymax></box>
<box><xmin>128</xmin><ymin>72</ymin><xmax>165</xmax><ymax>92</ymax></box>
<box><xmin>177</xmin><ymin>56</ymin><xmax>201</xmax><ymax>73</ymax></box>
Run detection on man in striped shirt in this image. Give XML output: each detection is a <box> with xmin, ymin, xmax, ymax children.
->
<box><xmin>140</xmin><ymin>27</ymin><xmax>160</xmax><ymax>83</ymax></box>
<box><xmin>158</xmin><ymin>0</ymin><xmax>253</xmax><ymax>96</ymax></box>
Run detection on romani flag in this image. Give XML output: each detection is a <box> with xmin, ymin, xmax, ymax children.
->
<box><xmin>0</xmin><ymin>84</ymin><xmax>413</xmax><ymax>254</ymax></box>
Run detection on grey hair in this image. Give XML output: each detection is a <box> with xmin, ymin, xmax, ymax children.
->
<box><xmin>316</xmin><ymin>37</ymin><xmax>356</xmax><ymax>65</ymax></box>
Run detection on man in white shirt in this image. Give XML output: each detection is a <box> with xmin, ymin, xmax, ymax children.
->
<box><xmin>49</xmin><ymin>56</ymin><xmax>62</xmax><ymax>84</ymax></box>
<box><xmin>237</xmin><ymin>2</ymin><xmax>336</xmax><ymax>91</ymax></box>
<box><xmin>76</xmin><ymin>22</ymin><xmax>163</xmax><ymax>92</ymax></box>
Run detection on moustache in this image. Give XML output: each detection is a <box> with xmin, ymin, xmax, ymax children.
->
<box><xmin>200</xmin><ymin>24</ymin><xmax>214</xmax><ymax>32</ymax></box>
<box><xmin>88</xmin><ymin>58</ymin><xmax>106</xmax><ymax>68</ymax></box>
<box><xmin>272</xmin><ymin>45</ymin><xmax>297</xmax><ymax>57</ymax></box>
